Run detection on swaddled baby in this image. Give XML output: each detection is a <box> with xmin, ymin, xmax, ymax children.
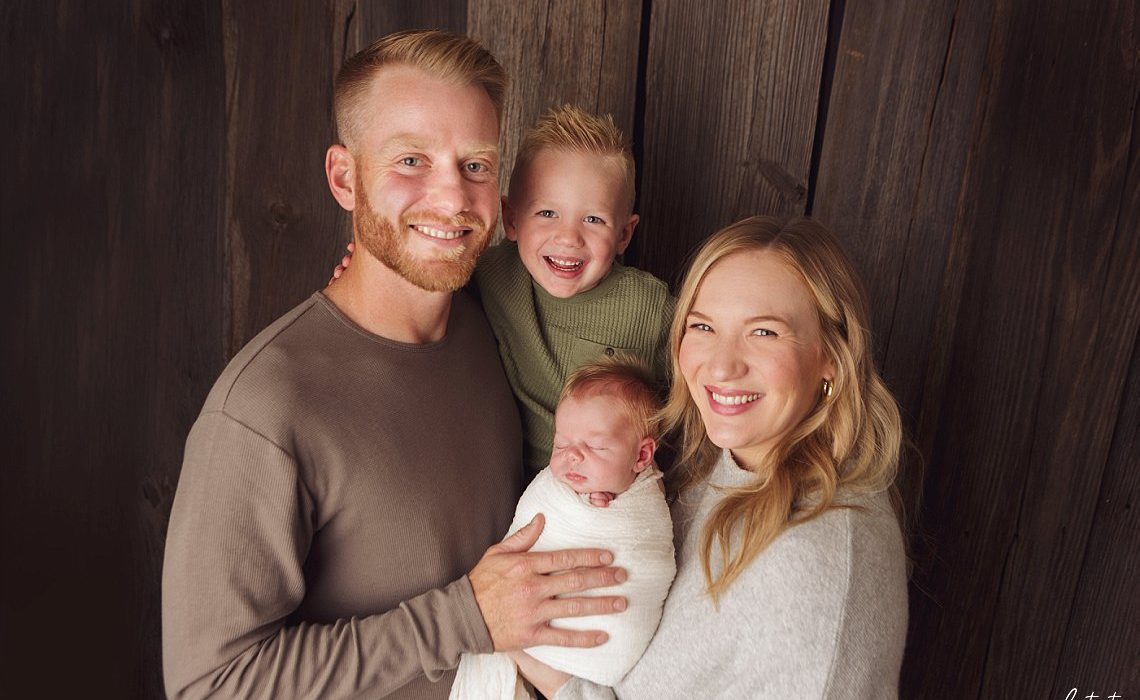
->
<box><xmin>450</xmin><ymin>355</ymin><xmax>676</xmax><ymax>699</ymax></box>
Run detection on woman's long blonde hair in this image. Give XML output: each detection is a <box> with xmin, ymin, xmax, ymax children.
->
<box><xmin>660</xmin><ymin>215</ymin><xmax>903</xmax><ymax>601</ymax></box>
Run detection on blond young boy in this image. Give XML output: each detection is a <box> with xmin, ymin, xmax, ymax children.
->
<box><xmin>332</xmin><ymin>105</ymin><xmax>674</xmax><ymax>478</ymax></box>
<box><xmin>475</xmin><ymin>105</ymin><xmax>674</xmax><ymax>477</ymax></box>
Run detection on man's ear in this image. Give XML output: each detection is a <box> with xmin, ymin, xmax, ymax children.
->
<box><xmin>615</xmin><ymin>213</ymin><xmax>640</xmax><ymax>255</ymax></box>
<box><xmin>502</xmin><ymin>195</ymin><xmax>518</xmax><ymax>241</ymax></box>
<box><xmin>326</xmin><ymin>145</ymin><xmax>357</xmax><ymax>211</ymax></box>
<box><xmin>633</xmin><ymin>435</ymin><xmax>657</xmax><ymax>473</ymax></box>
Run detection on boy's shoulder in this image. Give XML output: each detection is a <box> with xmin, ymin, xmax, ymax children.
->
<box><xmin>606</xmin><ymin>261</ymin><xmax>670</xmax><ymax>298</ymax></box>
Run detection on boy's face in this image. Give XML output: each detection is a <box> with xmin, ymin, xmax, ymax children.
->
<box><xmin>549</xmin><ymin>392</ymin><xmax>654</xmax><ymax>496</ymax></box>
<box><xmin>504</xmin><ymin>149</ymin><xmax>639</xmax><ymax>298</ymax></box>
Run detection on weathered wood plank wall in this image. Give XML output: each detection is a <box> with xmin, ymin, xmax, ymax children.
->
<box><xmin>2</xmin><ymin>0</ymin><xmax>1136</xmax><ymax>697</ymax></box>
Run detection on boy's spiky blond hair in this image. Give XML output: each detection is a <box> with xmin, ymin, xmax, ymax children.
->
<box><xmin>509</xmin><ymin>104</ymin><xmax>636</xmax><ymax>212</ymax></box>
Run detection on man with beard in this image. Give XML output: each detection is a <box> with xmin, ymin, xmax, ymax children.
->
<box><xmin>162</xmin><ymin>31</ymin><xmax>626</xmax><ymax>700</ymax></box>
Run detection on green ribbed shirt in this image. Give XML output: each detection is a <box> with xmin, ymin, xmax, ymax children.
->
<box><xmin>475</xmin><ymin>242</ymin><xmax>675</xmax><ymax>477</ymax></box>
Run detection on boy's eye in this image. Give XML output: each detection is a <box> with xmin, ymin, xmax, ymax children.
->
<box><xmin>537</xmin><ymin>210</ymin><xmax>557</xmax><ymax>218</ymax></box>
<box><xmin>584</xmin><ymin>215</ymin><xmax>605</xmax><ymax>224</ymax></box>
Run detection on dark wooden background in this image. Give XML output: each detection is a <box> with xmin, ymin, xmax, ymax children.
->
<box><xmin>3</xmin><ymin>1</ymin><xmax>1137</xmax><ymax>697</ymax></box>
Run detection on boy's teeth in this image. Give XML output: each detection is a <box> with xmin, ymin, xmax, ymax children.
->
<box><xmin>711</xmin><ymin>391</ymin><xmax>761</xmax><ymax>406</ymax></box>
<box><xmin>547</xmin><ymin>257</ymin><xmax>583</xmax><ymax>269</ymax></box>
<box><xmin>414</xmin><ymin>225</ymin><xmax>465</xmax><ymax>240</ymax></box>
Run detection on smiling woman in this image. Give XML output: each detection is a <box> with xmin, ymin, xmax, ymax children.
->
<box><xmin>514</xmin><ymin>215</ymin><xmax>910</xmax><ymax>699</ymax></box>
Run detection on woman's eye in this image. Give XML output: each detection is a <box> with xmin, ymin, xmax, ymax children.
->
<box><xmin>537</xmin><ymin>210</ymin><xmax>557</xmax><ymax>218</ymax></box>
<box><xmin>584</xmin><ymin>215</ymin><xmax>605</xmax><ymax>224</ymax></box>
<box><xmin>688</xmin><ymin>322</ymin><xmax>712</xmax><ymax>332</ymax></box>
<box><xmin>753</xmin><ymin>328</ymin><xmax>777</xmax><ymax>337</ymax></box>
<box><xmin>400</xmin><ymin>157</ymin><xmax>421</xmax><ymax>167</ymax></box>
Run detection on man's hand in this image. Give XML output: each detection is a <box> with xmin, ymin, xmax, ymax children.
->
<box><xmin>588</xmin><ymin>491</ymin><xmax>616</xmax><ymax>508</ymax></box>
<box><xmin>469</xmin><ymin>513</ymin><xmax>627</xmax><ymax>651</ymax></box>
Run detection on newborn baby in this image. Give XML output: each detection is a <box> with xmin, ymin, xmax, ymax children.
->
<box><xmin>450</xmin><ymin>355</ymin><xmax>676</xmax><ymax>699</ymax></box>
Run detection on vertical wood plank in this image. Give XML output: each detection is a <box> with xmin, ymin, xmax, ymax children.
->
<box><xmin>873</xmin><ymin>0</ymin><xmax>1140</xmax><ymax>695</ymax></box>
<box><xmin>468</xmin><ymin>0</ymin><xmax>642</xmax><ymax>213</ymax></box>
<box><xmin>812</xmin><ymin>0</ymin><xmax>991</xmax><ymax>422</ymax></box>
<box><xmin>976</xmin><ymin>1</ymin><xmax>1140</xmax><ymax>693</ymax></box>
<box><xmin>1052</xmin><ymin>330</ymin><xmax>1140</xmax><ymax>696</ymax></box>
<box><xmin>638</xmin><ymin>0</ymin><xmax>829</xmax><ymax>287</ymax></box>
<box><xmin>221</xmin><ymin>1</ymin><xmax>346</xmax><ymax>354</ymax></box>
<box><xmin>0</xmin><ymin>1</ymin><xmax>226</xmax><ymax>696</ymax></box>
<box><xmin>361</xmin><ymin>0</ymin><xmax>468</xmax><ymax>41</ymax></box>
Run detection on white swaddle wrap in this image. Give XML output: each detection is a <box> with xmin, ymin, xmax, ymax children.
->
<box><xmin>450</xmin><ymin>465</ymin><xmax>675</xmax><ymax>699</ymax></box>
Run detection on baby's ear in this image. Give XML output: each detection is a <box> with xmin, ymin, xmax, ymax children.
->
<box><xmin>615</xmin><ymin>213</ymin><xmax>640</xmax><ymax>255</ymax></box>
<box><xmin>633</xmin><ymin>436</ymin><xmax>656</xmax><ymax>473</ymax></box>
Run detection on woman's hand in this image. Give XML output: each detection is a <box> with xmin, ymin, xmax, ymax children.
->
<box><xmin>508</xmin><ymin>650</ymin><xmax>573</xmax><ymax>698</ymax></box>
<box><xmin>326</xmin><ymin>242</ymin><xmax>355</xmax><ymax>286</ymax></box>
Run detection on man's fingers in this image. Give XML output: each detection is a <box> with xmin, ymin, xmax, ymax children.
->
<box><xmin>540</xmin><ymin>594</ymin><xmax>627</xmax><ymax>620</ymax></box>
<box><xmin>531</xmin><ymin>625</ymin><xmax>610</xmax><ymax>649</ymax></box>
<box><xmin>530</xmin><ymin>547</ymin><xmax>615</xmax><ymax>575</ymax></box>
<box><xmin>540</xmin><ymin>565</ymin><xmax>626</xmax><ymax>598</ymax></box>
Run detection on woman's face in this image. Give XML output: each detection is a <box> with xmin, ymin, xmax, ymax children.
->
<box><xmin>678</xmin><ymin>250</ymin><xmax>833</xmax><ymax>470</ymax></box>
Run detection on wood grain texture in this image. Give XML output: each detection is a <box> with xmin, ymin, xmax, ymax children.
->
<box><xmin>1052</xmin><ymin>326</ymin><xmax>1140</xmax><ymax>696</ymax></box>
<box><xmin>812</xmin><ymin>0</ymin><xmax>988</xmax><ymax>421</ymax></box>
<box><xmin>895</xmin><ymin>0</ymin><xmax>1140</xmax><ymax>695</ymax></box>
<box><xmin>0</xmin><ymin>1</ymin><xmax>226</xmax><ymax>696</ymax></box>
<box><xmin>468</xmin><ymin>0</ymin><xmax>642</xmax><ymax>217</ymax></box>
<box><xmin>637</xmin><ymin>0</ymin><xmax>829</xmax><ymax>287</ymax></box>
<box><xmin>361</xmin><ymin>0</ymin><xmax>468</xmax><ymax>40</ymax></box>
<box><xmin>975</xmin><ymin>2</ymin><xmax>1140</xmax><ymax>694</ymax></box>
<box><xmin>1049</xmin><ymin>77</ymin><xmax>1140</xmax><ymax>695</ymax></box>
<box><xmin>221</xmin><ymin>1</ymin><xmax>346</xmax><ymax>354</ymax></box>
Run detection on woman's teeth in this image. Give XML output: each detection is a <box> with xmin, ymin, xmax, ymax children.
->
<box><xmin>711</xmin><ymin>391</ymin><xmax>761</xmax><ymax>406</ymax></box>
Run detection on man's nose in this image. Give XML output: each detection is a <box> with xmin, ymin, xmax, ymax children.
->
<box><xmin>425</xmin><ymin>165</ymin><xmax>472</xmax><ymax>215</ymax></box>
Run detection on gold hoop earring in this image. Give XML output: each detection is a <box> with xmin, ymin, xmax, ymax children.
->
<box><xmin>822</xmin><ymin>379</ymin><xmax>833</xmax><ymax>400</ymax></box>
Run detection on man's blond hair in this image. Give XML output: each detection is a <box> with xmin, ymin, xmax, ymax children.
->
<box><xmin>509</xmin><ymin>105</ymin><xmax>637</xmax><ymax>212</ymax></box>
<box><xmin>559</xmin><ymin>353</ymin><xmax>661</xmax><ymax>440</ymax></box>
<box><xmin>334</xmin><ymin>30</ymin><xmax>507</xmax><ymax>150</ymax></box>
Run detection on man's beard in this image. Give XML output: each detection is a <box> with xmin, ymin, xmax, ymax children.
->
<box><xmin>354</xmin><ymin>184</ymin><xmax>493</xmax><ymax>293</ymax></box>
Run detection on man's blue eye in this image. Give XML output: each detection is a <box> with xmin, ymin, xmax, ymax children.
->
<box><xmin>465</xmin><ymin>162</ymin><xmax>487</xmax><ymax>173</ymax></box>
<box><xmin>401</xmin><ymin>157</ymin><xmax>420</xmax><ymax>166</ymax></box>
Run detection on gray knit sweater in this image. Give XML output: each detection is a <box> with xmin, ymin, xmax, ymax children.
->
<box><xmin>555</xmin><ymin>449</ymin><xmax>908</xmax><ymax>699</ymax></box>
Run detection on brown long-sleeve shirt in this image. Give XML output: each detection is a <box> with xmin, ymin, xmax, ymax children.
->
<box><xmin>162</xmin><ymin>290</ymin><xmax>522</xmax><ymax>699</ymax></box>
